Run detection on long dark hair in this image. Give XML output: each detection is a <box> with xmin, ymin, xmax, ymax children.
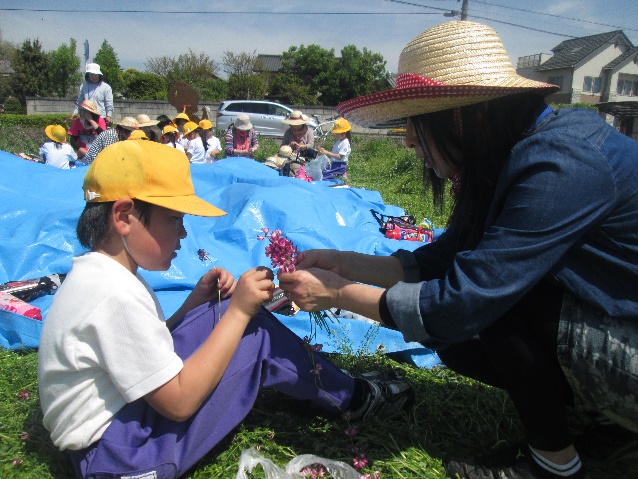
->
<box><xmin>412</xmin><ymin>92</ymin><xmax>548</xmax><ymax>250</ymax></box>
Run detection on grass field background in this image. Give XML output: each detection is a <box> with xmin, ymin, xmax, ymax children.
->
<box><xmin>0</xmin><ymin>125</ymin><xmax>635</xmax><ymax>478</ymax></box>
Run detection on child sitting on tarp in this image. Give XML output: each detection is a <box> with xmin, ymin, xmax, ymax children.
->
<box><xmin>37</xmin><ymin>140</ymin><xmax>414</xmax><ymax>478</ymax></box>
<box><xmin>39</xmin><ymin>124</ymin><xmax>78</xmax><ymax>169</ymax></box>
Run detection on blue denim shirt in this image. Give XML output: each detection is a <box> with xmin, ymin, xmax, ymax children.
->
<box><xmin>387</xmin><ymin>107</ymin><xmax>638</xmax><ymax>348</ymax></box>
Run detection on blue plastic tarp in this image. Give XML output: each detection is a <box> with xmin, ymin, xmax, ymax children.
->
<box><xmin>0</xmin><ymin>149</ymin><xmax>441</xmax><ymax>368</ymax></box>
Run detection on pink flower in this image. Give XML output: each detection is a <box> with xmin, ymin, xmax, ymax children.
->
<box><xmin>258</xmin><ymin>228</ymin><xmax>298</xmax><ymax>273</ymax></box>
<box><xmin>20</xmin><ymin>431</ymin><xmax>29</xmax><ymax>441</ymax></box>
<box><xmin>11</xmin><ymin>458</ymin><xmax>24</xmax><ymax>467</ymax></box>
<box><xmin>197</xmin><ymin>248</ymin><xmax>211</xmax><ymax>263</ymax></box>
<box><xmin>16</xmin><ymin>390</ymin><xmax>30</xmax><ymax>401</ymax></box>
<box><xmin>353</xmin><ymin>453</ymin><xmax>368</xmax><ymax>470</ymax></box>
<box><xmin>310</xmin><ymin>364</ymin><xmax>323</xmax><ymax>376</ymax></box>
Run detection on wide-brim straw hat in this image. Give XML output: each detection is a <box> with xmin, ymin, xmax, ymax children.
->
<box><xmin>336</xmin><ymin>21</ymin><xmax>559</xmax><ymax>128</ymax></box>
<box><xmin>76</xmin><ymin>99</ymin><xmax>100</xmax><ymax>116</ymax></box>
<box><xmin>282</xmin><ymin>110</ymin><xmax>309</xmax><ymax>125</ymax></box>
<box><xmin>115</xmin><ymin>117</ymin><xmax>140</xmax><ymax>131</ymax></box>
<box><xmin>136</xmin><ymin>114</ymin><xmax>159</xmax><ymax>127</ymax></box>
<box><xmin>45</xmin><ymin>124</ymin><xmax>67</xmax><ymax>144</ymax></box>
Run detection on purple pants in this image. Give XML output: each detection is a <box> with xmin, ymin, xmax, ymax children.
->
<box><xmin>69</xmin><ymin>301</ymin><xmax>355</xmax><ymax>479</ymax></box>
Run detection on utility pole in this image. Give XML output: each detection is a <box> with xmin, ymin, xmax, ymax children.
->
<box><xmin>444</xmin><ymin>0</ymin><xmax>469</xmax><ymax>20</ymax></box>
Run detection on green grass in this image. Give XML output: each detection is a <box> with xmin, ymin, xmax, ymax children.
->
<box><xmin>0</xmin><ymin>125</ymin><xmax>636</xmax><ymax>478</ymax></box>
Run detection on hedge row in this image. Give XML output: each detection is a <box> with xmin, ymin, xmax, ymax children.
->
<box><xmin>0</xmin><ymin>113</ymin><xmax>71</xmax><ymax>129</ymax></box>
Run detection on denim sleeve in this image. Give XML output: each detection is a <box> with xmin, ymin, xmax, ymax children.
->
<box><xmin>385</xmin><ymin>130</ymin><xmax>617</xmax><ymax>348</ymax></box>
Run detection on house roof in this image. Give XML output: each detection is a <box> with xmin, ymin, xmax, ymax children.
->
<box><xmin>603</xmin><ymin>46</ymin><xmax>638</xmax><ymax>70</ymax></box>
<box><xmin>537</xmin><ymin>30</ymin><xmax>630</xmax><ymax>71</ymax></box>
<box><xmin>255</xmin><ymin>54</ymin><xmax>284</xmax><ymax>73</ymax></box>
<box><xmin>596</xmin><ymin>101</ymin><xmax>638</xmax><ymax>118</ymax></box>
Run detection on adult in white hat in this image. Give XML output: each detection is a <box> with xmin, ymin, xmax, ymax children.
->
<box><xmin>278</xmin><ymin>20</ymin><xmax>638</xmax><ymax>479</ymax></box>
<box><xmin>281</xmin><ymin>110</ymin><xmax>314</xmax><ymax>153</ymax></box>
<box><xmin>73</xmin><ymin>63</ymin><xmax>114</xmax><ymax>124</ymax></box>
<box><xmin>224</xmin><ymin>113</ymin><xmax>259</xmax><ymax>158</ymax></box>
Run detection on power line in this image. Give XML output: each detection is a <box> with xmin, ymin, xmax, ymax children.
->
<box><xmin>473</xmin><ymin>0</ymin><xmax>638</xmax><ymax>34</ymax></box>
<box><xmin>0</xmin><ymin>7</ymin><xmax>440</xmax><ymax>15</ymax></box>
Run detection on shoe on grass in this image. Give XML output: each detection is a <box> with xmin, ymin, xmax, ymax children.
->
<box><xmin>343</xmin><ymin>377</ymin><xmax>414</xmax><ymax>421</ymax></box>
<box><xmin>445</xmin><ymin>443</ymin><xmax>589</xmax><ymax>479</ymax></box>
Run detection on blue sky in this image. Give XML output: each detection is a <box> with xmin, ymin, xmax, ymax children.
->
<box><xmin>1</xmin><ymin>0</ymin><xmax>637</xmax><ymax>78</ymax></box>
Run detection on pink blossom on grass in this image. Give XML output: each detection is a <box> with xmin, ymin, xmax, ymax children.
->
<box><xmin>353</xmin><ymin>453</ymin><xmax>368</xmax><ymax>470</ymax></box>
<box><xmin>16</xmin><ymin>390</ymin><xmax>30</xmax><ymax>401</ymax></box>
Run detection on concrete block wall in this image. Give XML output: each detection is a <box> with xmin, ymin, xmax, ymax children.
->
<box><xmin>26</xmin><ymin>98</ymin><xmax>387</xmax><ymax>136</ymax></box>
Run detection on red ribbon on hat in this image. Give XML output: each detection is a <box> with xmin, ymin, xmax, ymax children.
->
<box><xmin>395</xmin><ymin>73</ymin><xmax>444</xmax><ymax>89</ymax></box>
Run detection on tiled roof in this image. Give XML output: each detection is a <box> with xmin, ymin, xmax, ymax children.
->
<box><xmin>537</xmin><ymin>30</ymin><xmax>629</xmax><ymax>71</ymax></box>
<box><xmin>603</xmin><ymin>46</ymin><xmax>638</xmax><ymax>70</ymax></box>
<box><xmin>255</xmin><ymin>54</ymin><xmax>284</xmax><ymax>72</ymax></box>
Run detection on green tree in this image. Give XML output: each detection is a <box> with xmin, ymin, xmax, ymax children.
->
<box><xmin>268</xmin><ymin>73</ymin><xmax>317</xmax><ymax>106</ymax></box>
<box><xmin>281</xmin><ymin>44</ymin><xmax>337</xmax><ymax>104</ymax></box>
<box><xmin>226</xmin><ymin>73</ymin><xmax>267</xmax><ymax>100</ymax></box>
<box><xmin>94</xmin><ymin>40</ymin><xmax>123</xmax><ymax>96</ymax></box>
<box><xmin>331</xmin><ymin>45</ymin><xmax>388</xmax><ymax>105</ymax></box>
<box><xmin>200</xmin><ymin>77</ymin><xmax>227</xmax><ymax>101</ymax></box>
<box><xmin>48</xmin><ymin>38</ymin><xmax>81</xmax><ymax>98</ymax></box>
<box><xmin>121</xmin><ymin>68</ymin><xmax>166</xmax><ymax>100</ymax></box>
<box><xmin>0</xmin><ymin>30</ymin><xmax>16</xmax><ymax>102</ymax></box>
<box><xmin>145</xmin><ymin>50</ymin><xmax>220</xmax><ymax>96</ymax></box>
<box><xmin>280</xmin><ymin>44</ymin><xmax>388</xmax><ymax>106</ymax></box>
<box><xmin>10</xmin><ymin>38</ymin><xmax>50</xmax><ymax>104</ymax></box>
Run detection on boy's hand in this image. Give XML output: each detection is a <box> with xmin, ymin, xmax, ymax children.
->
<box><xmin>227</xmin><ymin>266</ymin><xmax>275</xmax><ymax>320</ymax></box>
<box><xmin>195</xmin><ymin>267</ymin><xmax>236</xmax><ymax>302</ymax></box>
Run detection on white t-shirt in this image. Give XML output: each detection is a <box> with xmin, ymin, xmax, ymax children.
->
<box><xmin>205</xmin><ymin>136</ymin><xmax>223</xmax><ymax>163</ymax></box>
<box><xmin>38</xmin><ymin>253</ymin><xmax>183</xmax><ymax>451</ymax></box>
<box><xmin>39</xmin><ymin>142</ymin><xmax>77</xmax><ymax>169</ymax></box>
<box><xmin>186</xmin><ymin>136</ymin><xmax>206</xmax><ymax>164</ymax></box>
<box><xmin>331</xmin><ymin>138</ymin><xmax>351</xmax><ymax>163</ymax></box>
<box><xmin>163</xmin><ymin>141</ymin><xmax>186</xmax><ymax>153</ymax></box>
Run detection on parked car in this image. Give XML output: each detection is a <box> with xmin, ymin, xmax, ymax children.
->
<box><xmin>215</xmin><ymin>100</ymin><xmax>318</xmax><ymax>137</ymax></box>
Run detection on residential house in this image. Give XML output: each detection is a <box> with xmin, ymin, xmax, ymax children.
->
<box><xmin>517</xmin><ymin>30</ymin><xmax>638</xmax><ymax>136</ymax></box>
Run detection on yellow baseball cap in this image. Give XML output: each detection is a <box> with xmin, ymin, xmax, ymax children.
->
<box><xmin>82</xmin><ymin>141</ymin><xmax>226</xmax><ymax>217</ymax></box>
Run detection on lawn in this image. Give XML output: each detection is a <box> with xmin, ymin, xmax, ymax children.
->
<box><xmin>0</xmin><ymin>126</ymin><xmax>635</xmax><ymax>478</ymax></box>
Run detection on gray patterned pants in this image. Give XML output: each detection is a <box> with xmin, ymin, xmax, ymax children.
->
<box><xmin>557</xmin><ymin>293</ymin><xmax>638</xmax><ymax>433</ymax></box>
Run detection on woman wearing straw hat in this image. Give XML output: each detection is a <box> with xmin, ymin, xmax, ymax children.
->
<box><xmin>39</xmin><ymin>124</ymin><xmax>78</xmax><ymax>169</ymax></box>
<box><xmin>72</xmin><ymin>63</ymin><xmax>113</xmax><ymax>124</ymax></box>
<box><xmin>224</xmin><ymin>113</ymin><xmax>259</xmax><ymax>158</ymax></box>
<box><xmin>279</xmin><ymin>20</ymin><xmax>638</xmax><ymax>479</ymax></box>
<box><xmin>281</xmin><ymin>110</ymin><xmax>315</xmax><ymax>153</ymax></box>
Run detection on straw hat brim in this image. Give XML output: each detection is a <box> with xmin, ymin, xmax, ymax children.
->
<box><xmin>337</xmin><ymin>83</ymin><xmax>558</xmax><ymax>129</ymax></box>
<box><xmin>282</xmin><ymin>118</ymin><xmax>308</xmax><ymax>125</ymax></box>
<box><xmin>138</xmin><ymin>120</ymin><xmax>159</xmax><ymax>127</ymax></box>
<box><xmin>76</xmin><ymin>102</ymin><xmax>100</xmax><ymax>116</ymax></box>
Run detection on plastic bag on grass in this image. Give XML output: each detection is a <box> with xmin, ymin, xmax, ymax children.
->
<box><xmin>236</xmin><ymin>447</ymin><xmax>360</xmax><ymax>479</ymax></box>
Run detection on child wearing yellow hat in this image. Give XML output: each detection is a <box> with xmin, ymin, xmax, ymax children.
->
<box><xmin>199</xmin><ymin>119</ymin><xmax>222</xmax><ymax>163</ymax></box>
<box><xmin>39</xmin><ymin>124</ymin><xmax>78</xmax><ymax>169</ymax></box>
<box><xmin>317</xmin><ymin>117</ymin><xmax>352</xmax><ymax>180</ymax></box>
<box><xmin>37</xmin><ymin>140</ymin><xmax>410</xmax><ymax>478</ymax></box>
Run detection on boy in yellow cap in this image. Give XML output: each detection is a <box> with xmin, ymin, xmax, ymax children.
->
<box><xmin>37</xmin><ymin>140</ymin><xmax>412</xmax><ymax>478</ymax></box>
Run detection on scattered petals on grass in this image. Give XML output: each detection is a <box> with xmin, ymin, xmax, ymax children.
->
<box><xmin>16</xmin><ymin>390</ymin><xmax>30</xmax><ymax>400</ymax></box>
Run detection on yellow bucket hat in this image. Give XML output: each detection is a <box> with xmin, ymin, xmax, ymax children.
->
<box><xmin>82</xmin><ymin>141</ymin><xmax>226</xmax><ymax>217</ymax></box>
<box><xmin>45</xmin><ymin>124</ymin><xmax>67</xmax><ymax>143</ymax></box>
<box><xmin>331</xmin><ymin>118</ymin><xmax>351</xmax><ymax>134</ymax></box>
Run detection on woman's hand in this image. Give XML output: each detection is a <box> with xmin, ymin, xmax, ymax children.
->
<box><xmin>227</xmin><ymin>266</ymin><xmax>276</xmax><ymax>319</ymax></box>
<box><xmin>295</xmin><ymin>249</ymin><xmax>343</xmax><ymax>275</ymax></box>
<box><xmin>277</xmin><ymin>267</ymin><xmax>345</xmax><ymax>312</ymax></box>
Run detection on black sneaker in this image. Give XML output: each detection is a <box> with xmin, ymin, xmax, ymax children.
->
<box><xmin>343</xmin><ymin>377</ymin><xmax>414</xmax><ymax>421</ymax></box>
<box><xmin>574</xmin><ymin>421</ymin><xmax>638</xmax><ymax>462</ymax></box>
<box><xmin>445</xmin><ymin>443</ymin><xmax>589</xmax><ymax>479</ymax></box>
